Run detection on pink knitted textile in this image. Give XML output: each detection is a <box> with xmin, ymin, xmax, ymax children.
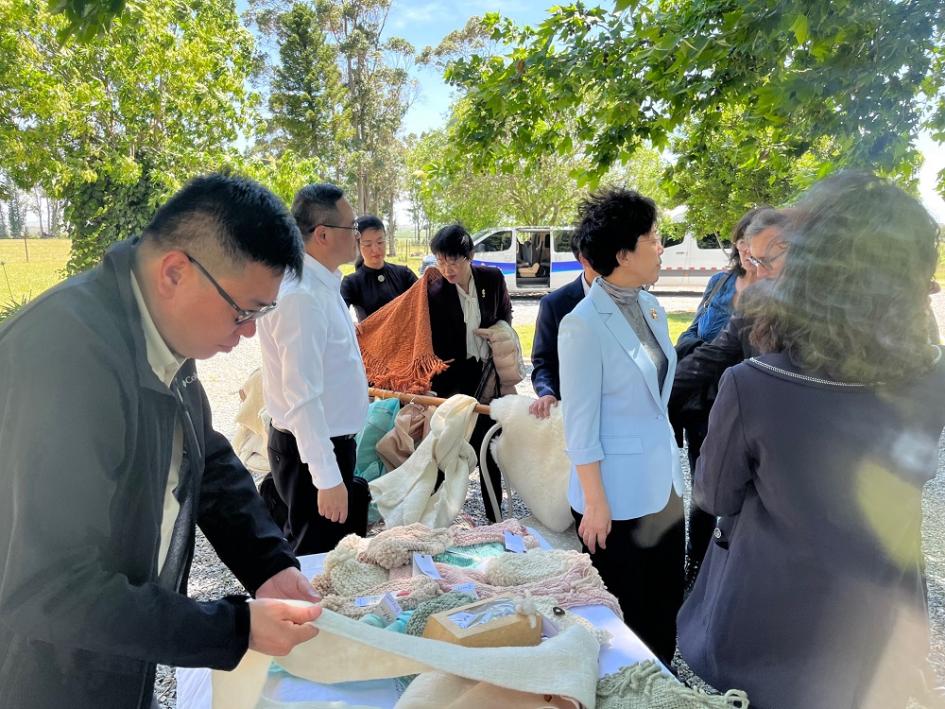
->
<box><xmin>450</xmin><ymin>518</ymin><xmax>541</xmax><ymax>550</ymax></box>
<box><xmin>432</xmin><ymin>555</ymin><xmax>623</xmax><ymax>619</ymax></box>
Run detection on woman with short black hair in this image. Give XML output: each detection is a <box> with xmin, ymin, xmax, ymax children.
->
<box><xmin>341</xmin><ymin>215</ymin><xmax>417</xmax><ymax>321</ymax></box>
<box><xmin>559</xmin><ymin>187</ymin><xmax>684</xmax><ymax>665</ymax></box>
<box><xmin>426</xmin><ymin>223</ymin><xmax>512</xmax><ymax>522</ymax></box>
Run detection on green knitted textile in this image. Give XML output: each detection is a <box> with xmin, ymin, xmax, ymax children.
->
<box><xmin>433</xmin><ymin>542</ymin><xmax>506</xmax><ymax>567</ymax></box>
<box><xmin>403</xmin><ymin>591</ymin><xmax>477</xmax><ymax>637</ymax></box>
<box><xmin>597</xmin><ymin>661</ymin><xmax>750</xmax><ymax>708</ymax></box>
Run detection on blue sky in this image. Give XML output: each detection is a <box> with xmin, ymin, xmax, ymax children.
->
<box><xmin>385</xmin><ymin>0</ymin><xmax>551</xmax><ymax>135</ymax></box>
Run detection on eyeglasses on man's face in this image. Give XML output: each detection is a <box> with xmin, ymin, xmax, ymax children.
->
<box><xmin>319</xmin><ymin>223</ymin><xmax>361</xmax><ymax>235</ymax></box>
<box><xmin>185</xmin><ymin>253</ymin><xmax>277</xmax><ymax>325</ymax></box>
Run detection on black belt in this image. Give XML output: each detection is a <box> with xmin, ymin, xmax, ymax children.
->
<box><xmin>270</xmin><ymin>424</ymin><xmax>355</xmax><ymax>441</ymax></box>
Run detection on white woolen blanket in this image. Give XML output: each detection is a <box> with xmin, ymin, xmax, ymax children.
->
<box><xmin>212</xmin><ymin>604</ymin><xmax>600</xmax><ymax>709</ymax></box>
<box><xmin>369</xmin><ymin>394</ymin><xmax>479</xmax><ymax>528</ymax></box>
<box><xmin>489</xmin><ymin>395</ymin><xmax>573</xmax><ymax>532</ymax></box>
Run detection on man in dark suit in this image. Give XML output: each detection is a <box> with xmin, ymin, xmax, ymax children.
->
<box><xmin>529</xmin><ymin>234</ymin><xmax>599</xmax><ymax>418</ymax></box>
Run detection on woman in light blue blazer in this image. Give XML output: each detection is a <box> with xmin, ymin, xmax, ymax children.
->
<box><xmin>559</xmin><ymin>188</ymin><xmax>686</xmax><ymax>665</ymax></box>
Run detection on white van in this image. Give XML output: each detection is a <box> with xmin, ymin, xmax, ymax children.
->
<box><xmin>422</xmin><ymin>226</ymin><xmax>729</xmax><ymax>291</ymax></box>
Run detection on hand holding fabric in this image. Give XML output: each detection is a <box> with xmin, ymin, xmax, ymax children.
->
<box><xmin>248</xmin><ymin>599</ymin><xmax>320</xmax><ymax>657</ymax></box>
<box><xmin>256</xmin><ymin>567</ymin><xmax>320</xmax><ymax>603</ymax></box>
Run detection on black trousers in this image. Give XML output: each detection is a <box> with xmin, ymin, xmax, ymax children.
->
<box><xmin>572</xmin><ymin>492</ymin><xmax>685</xmax><ymax>666</ymax></box>
<box><xmin>266</xmin><ymin>426</ymin><xmax>369</xmax><ymax>556</ymax></box>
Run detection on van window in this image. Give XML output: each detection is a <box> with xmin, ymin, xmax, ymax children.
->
<box><xmin>553</xmin><ymin>229</ymin><xmax>573</xmax><ymax>255</ymax></box>
<box><xmin>475</xmin><ymin>230</ymin><xmax>512</xmax><ymax>253</ymax></box>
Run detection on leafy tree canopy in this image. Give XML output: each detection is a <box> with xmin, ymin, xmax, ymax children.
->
<box><xmin>443</xmin><ymin>1</ymin><xmax>944</xmax><ymax>234</ymax></box>
<box><xmin>0</xmin><ymin>0</ymin><xmax>258</xmax><ymax>272</ymax></box>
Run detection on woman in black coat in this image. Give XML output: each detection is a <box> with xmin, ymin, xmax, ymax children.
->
<box><xmin>677</xmin><ymin>172</ymin><xmax>945</xmax><ymax>708</ymax></box>
<box><xmin>426</xmin><ymin>224</ymin><xmax>512</xmax><ymax>521</ymax></box>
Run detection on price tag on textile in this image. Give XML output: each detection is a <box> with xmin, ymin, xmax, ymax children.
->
<box><xmin>450</xmin><ymin>582</ymin><xmax>479</xmax><ymax>599</ymax></box>
<box><xmin>412</xmin><ymin>553</ymin><xmax>442</xmax><ymax>579</ymax></box>
<box><xmin>504</xmin><ymin>530</ymin><xmax>526</xmax><ymax>553</ymax></box>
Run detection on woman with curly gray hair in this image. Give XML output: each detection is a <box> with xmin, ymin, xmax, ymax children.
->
<box><xmin>677</xmin><ymin>172</ymin><xmax>944</xmax><ymax>708</ymax></box>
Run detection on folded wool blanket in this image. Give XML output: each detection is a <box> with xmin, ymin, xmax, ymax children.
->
<box><xmin>370</xmin><ymin>394</ymin><xmax>479</xmax><ymax>528</ymax></box>
<box><xmin>212</xmin><ymin>604</ymin><xmax>601</xmax><ymax>709</ymax></box>
<box><xmin>488</xmin><ymin>394</ymin><xmax>572</xmax><ymax>532</ymax></box>
<box><xmin>356</xmin><ymin>269</ymin><xmax>449</xmax><ymax>394</ymax></box>
<box><xmin>376</xmin><ymin>402</ymin><xmax>433</xmax><ymax>473</ymax></box>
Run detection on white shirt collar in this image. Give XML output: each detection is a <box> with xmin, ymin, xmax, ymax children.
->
<box><xmin>581</xmin><ymin>273</ymin><xmax>592</xmax><ymax>296</ymax></box>
<box><xmin>130</xmin><ymin>271</ymin><xmax>185</xmax><ymax>388</ymax></box>
<box><xmin>305</xmin><ymin>252</ymin><xmax>343</xmax><ymax>290</ymax></box>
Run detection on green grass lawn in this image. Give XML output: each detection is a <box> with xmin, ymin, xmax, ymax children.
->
<box><xmin>514</xmin><ymin>311</ymin><xmax>693</xmax><ymax>359</ymax></box>
<box><xmin>0</xmin><ymin>239</ymin><xmax>71</xmax><ymax>305</ymax></box>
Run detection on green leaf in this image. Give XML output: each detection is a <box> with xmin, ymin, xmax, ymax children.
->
<box><xmin>790</xmin><ymin>14</ymin><xmax>809</xmax><ymax>45</ymax></box>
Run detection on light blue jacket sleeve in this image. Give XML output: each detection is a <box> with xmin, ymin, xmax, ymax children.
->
<box><xmin>558</xmin><ymin>311</ymin><xmax>604</xmax><ymax>465</ymax></box>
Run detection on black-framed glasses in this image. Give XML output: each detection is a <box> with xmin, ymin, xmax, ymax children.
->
<box><xmin>185</xmin><ymin>253</ymin><xmax>277</xmax><ymax>325</ymax></box>
<box><xmin>318</xmin><ymin>223</ymin><xmax>361</xmax><ymax>234</ymax></box>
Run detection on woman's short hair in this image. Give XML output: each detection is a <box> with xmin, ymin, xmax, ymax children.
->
<box><xmin>728</xmin><ymin>205</ymin><xmax>772</xmax><ymax>275</ymax></box>
<box><xmin>575</xmin><ymin>188</ymin><xmax>657</xmax><ymax>277</ymax></box>
<box><xmin>357</xmin><ymin>214</ymin><xmax>385</xmax><ymax>234</ymax></box>
<box><xmin>746</xmin><ymin>171</ymin><xmax>940</xmax><ymax>383</ymax></box>
<box><xmin>430</xmin><ymin>224</ymin><xmax>474</xmax><ymax>259</ymax></box>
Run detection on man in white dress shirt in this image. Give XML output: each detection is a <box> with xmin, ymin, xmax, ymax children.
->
<box><xmin>258</xmin><ymin>183</ymin><xmax>371</xmax><ymax>555</ymax></box>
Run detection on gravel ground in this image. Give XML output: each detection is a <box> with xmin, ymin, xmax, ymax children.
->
<box><xmin>156</xmin><ymin>294</ymin><xmax>945</xmax><ymax>708</ymax></box>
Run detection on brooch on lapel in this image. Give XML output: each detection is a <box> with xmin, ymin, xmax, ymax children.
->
<box><xmin>650</xmin><ymin>308</ymin><xmax>658</xmax><ymax>320</ymax></box>
<box><xmin>377</xmin><ymin>274</ymin><xmax>385</xmax><ymax>282</ymax></box>
<box><xmin>481</xmin><ymin>288</ymin><xmax>486</xmax><ymax>298</ymax></box>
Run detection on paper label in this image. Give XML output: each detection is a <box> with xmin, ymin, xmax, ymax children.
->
<box><xmin>412</xmin><ymin>552</ymin><xmax>442</xmax><ymax>579</ymax></box>
<box><xmin>504</xmin><ymin>530</ymin><xmax>526</xmax><ymax>553</ymax></box>
<box><xmin>451</xmin><ymin>582</ymin><xmax>479</xmax><ymax>599</ymax></box>
<box><xmin>354</xmin><ymin>594</ymin><xmax>382</xmax><ymax>608</ymax></box>
<box><xmin>376</xmin><ymin>592</ymin><xmax>402</xmax><ymax>621</ymax></box>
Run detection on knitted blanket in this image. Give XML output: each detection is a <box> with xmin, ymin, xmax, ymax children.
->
<box><xmin>356</xmin><ymin>268</ymin><xmax>449</xmax><ymax>394</ymax></box>
<box><xmin>369</xmin><ymin>394</ymin><xmax>479</xmax><ymax>528</ymax></box>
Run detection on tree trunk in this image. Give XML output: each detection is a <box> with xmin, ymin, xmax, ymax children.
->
<box><xmin>386</xmin><ymin>197</ymin><xmax>396</xmax><ymax>256</ymax></box>
<box><xmin>33</xmin><ymin>188</ymin><xmax>45</xmax><ymax>237</ymax></box>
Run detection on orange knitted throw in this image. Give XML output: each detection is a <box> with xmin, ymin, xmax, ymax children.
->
<box><xmin>356</xmin><ymin>268</ymin><xmax>449</xmax><ymax>394</ymax></box>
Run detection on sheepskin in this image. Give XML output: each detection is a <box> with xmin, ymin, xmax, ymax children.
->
<box><xmin>231</xmin><ymin>368</ymin><xmax>271</xmax><ymax>473</ymax></box>
<box><xmin>488</xmin><ymin>395</ymin><xmax>572</xmax><ymax>532</ymax></box>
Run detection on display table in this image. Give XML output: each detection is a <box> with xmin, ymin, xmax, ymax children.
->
<box><xmin>176</xmin><ymin>553</ymin><xmax>665</xmax><ymax>709</ymax></box>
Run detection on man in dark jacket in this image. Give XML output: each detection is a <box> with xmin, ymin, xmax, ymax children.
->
<box><xmin>0</xmin><ymin>174</ymin><xmax>322</xmax><ymax>709</ymax></box>
<box><xmin>528</xmin><ymin>235</ymin><xmax>598</xmax><ymax>418</ymax></box>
